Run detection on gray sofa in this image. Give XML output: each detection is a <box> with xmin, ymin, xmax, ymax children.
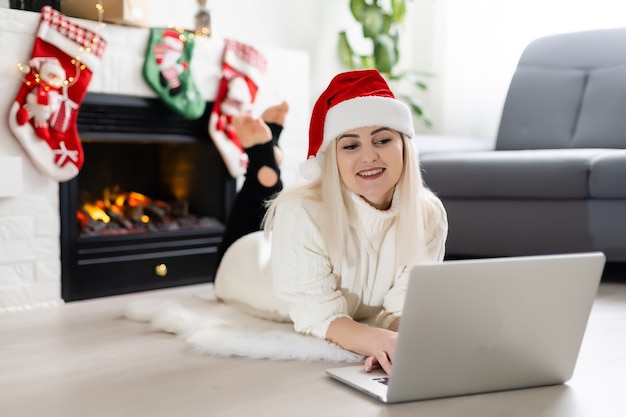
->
<box><xmin>420</xmin><ymin>28</ymin><xmax>626</xmax><ymax>263</ymax></box>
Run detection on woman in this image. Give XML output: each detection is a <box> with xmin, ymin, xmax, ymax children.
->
<box><xmin>215</xmin><ymin>69</ymin><xmax>448</xmax><ymax>375</ymax></box>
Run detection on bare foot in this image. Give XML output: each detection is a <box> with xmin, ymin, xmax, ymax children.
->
<box><xmin>274</xmin><ymin>147</ymin><xmax>283</xmax><ymax>166</ymax></box>
<box><xmin>262</xmin><ymin>102</ymin><xmax>288</xmax><ymax>166</ymax></box>
<box><xmin>261</xmin><ymin>101</ymin><xmax>289</xmax><ymax>126</ymax></box>
<box><xmin>232</xmin><ymin>115</ymin><xmax>272</xmax><ymax>148</ymax></box>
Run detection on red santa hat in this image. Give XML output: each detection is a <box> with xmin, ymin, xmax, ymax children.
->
<box><xmin>162</xmin><ymin>29</ymin><xmax>184</xmax><ymax>49</ymax></box>
<box><xmin>300</xmin><ymin>69</ymin><xmax>414</xmax><ymax>180</ymax></box>
<box><xmin>163</xmin><ymin>29</ymin><xmax>183</xmax><ymax>40</ymax></box>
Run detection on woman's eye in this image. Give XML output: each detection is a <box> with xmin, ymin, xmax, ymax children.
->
<box><xmin>342</xmin><ymin>143</ymin><xmax>359</xmax><ymax>150</ymax></box>
<box><xmin>375</xmin><ymin>138</ymin><xmax>392</xmax><ymax>145</ymax></box>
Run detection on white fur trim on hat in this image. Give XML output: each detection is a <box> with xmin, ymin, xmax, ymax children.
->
<box><xmin>299</xmin><ymin>155</ymin><xmax>323</xmax><ymax>180</ymax></box>
<box><xmin>321</xmin><ymin>96</ymin><xmax>414</xmax><ymax>155</ymax></box>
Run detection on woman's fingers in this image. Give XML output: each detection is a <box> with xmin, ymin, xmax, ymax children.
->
<box><xmin>364</xmin><ymin>356</ymin><xmax>378</xmax><ymax>372</ymax></box>
<box><xmin>364</xmin><ymin>351</ymin><xmax>393</xmax><ymax>375</ymax></box>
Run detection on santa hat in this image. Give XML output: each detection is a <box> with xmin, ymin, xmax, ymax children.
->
<box><xmin>163</xmin><ymin>29</ymin><xmax>181</xmax><ymax>38</ymax></box>
<box><xmin>300</xmin><ymin>69</ymin><xmax>414</xmax><ymax>180</ymax></box>
<box><xmin>162</xmin><ymin>29</ymin><xmax>184</xmax><ymax>48</ymax></box>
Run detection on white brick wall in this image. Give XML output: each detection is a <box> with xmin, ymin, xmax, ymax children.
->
<box><xmin>0</xmin><ymin>8</ymin><xmax>309</xmax><ymax>312</ymax></box>
<box><xmin>0</xmin><ymin>9</ymin><xmax>60</xmax><ymax>312</ymax></box>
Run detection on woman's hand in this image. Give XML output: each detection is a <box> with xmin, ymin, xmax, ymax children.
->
<box><xmin>364</xmin><ymin>354</ymin><xmax>390</xmax><ymax>374</ymax></box>
<box><xmin>363</xmin><ymin>332</ymin><xmax>397</xmax><ymax>374</ymax></box>
<box><xmin>326</xmin><ymin>317</ymin><xmax>398</xmax><ymax>374</ymax></box>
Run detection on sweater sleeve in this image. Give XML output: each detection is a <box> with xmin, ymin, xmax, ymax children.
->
<box><xmin>375</xmin><ymin>266</ymin><xmax>410</xmax><ymax>329</ymax></box>
<box><xmin>270</xmin><ymin>201</ymin><xmax>350</xmax><ymax>339</ymax></box>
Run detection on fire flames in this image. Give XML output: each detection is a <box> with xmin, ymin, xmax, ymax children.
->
<box><xmin>77</xmin><ymin>187</ymin><xmax>208</xmax><ymax>236</ymax></box>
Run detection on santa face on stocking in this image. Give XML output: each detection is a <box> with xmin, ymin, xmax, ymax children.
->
<box><xmin>8</xmin><ymin>6</ymin><xmax>107</xmax><ymax>182</ymax></box>
<box><xmin>16</xmin><ymin>57</ymin><xmax>67</xmax><ymax>142</ymax></box>
<box><xmin>219</xmin><ymin>75</ymin><xmax>253</xmax><ymax>117</ymax></box>
<box><xmin>142</xmin><ymin>27</ymin><xmax>205</xmax><ymax>119</ymax></box>
<box><xmin>153</xmin><ymin>29</ymin><xmax>188</xmax><ymax>96</ymax></box>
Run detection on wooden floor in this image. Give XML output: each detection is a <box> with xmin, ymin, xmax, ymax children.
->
<box><xmin>2</xmin><ymin>276</ymin><xmax>626</xmax><ymax>417</ymax></box>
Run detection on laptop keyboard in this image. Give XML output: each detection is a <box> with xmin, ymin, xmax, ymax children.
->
<box><xmin>373</xmin><ymin>377</ymin><xmax>389</xmax><ymax>385</ymax></box>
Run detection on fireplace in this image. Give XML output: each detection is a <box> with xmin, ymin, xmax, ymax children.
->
<box><xmin>60</xmin><ymin>93</ymin><xmax>236</xmax><ymax>301</ymax></box>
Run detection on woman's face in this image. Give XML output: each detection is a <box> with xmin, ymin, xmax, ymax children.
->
<box><xmin>335</xmin><ymin>126</ymin><xmax>404</xmax><ymax>210</ymax></box>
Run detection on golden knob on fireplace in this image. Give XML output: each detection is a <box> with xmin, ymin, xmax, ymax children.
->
<box><xmin>155</xmin><ymin>263</ymin><xmax>168</xmax><ymax>277</ymax></box>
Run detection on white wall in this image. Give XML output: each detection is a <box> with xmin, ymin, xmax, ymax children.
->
<box><xmin>435</xmin><ymin>0</ymin><xmax>626</xmax><ymax>143</ymax></box>
<box><xmin>147</xmin><ymin>0</ymin><xmax>438</xmax><ymax>128</ymax></box>
<box><xmin>148</xmin><ymin>0</ymin><xmax>347</xmax><ymax>105</ymax></box>
<box><xmin>0</xmin><ymin>10</ymin><xmax>64</xmax><ymax>312</ymax></box>
<box><xmin>149</xmin><ymin>0</ymin><xmax>626</xmax><ymax>143</ymax></box>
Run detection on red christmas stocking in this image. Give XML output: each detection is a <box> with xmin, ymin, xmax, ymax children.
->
<box><xmin>8</xmin><ymin>6</ymin><xmax>107</xmax><ymax>182</ymax></box>
<box><xmin>209</xmin><ymin>39</ymin><xmax>267</xmax><ymax>178</ymax></box>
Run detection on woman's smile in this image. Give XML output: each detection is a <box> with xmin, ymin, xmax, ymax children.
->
<box><xmin>336</xmin><ymin>126</ymin><xmax>404</xmax><ymax>210</ymax></box>
<box><xmin>357</xmin><ymin>167</ymin><xmax>385</xmax><ymax>178</ymax></box>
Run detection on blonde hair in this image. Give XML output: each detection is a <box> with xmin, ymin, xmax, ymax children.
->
<box><xmin>263</xmin><ymin>133</ymin><xmax>429</xmax><ymax>268</ymax></box>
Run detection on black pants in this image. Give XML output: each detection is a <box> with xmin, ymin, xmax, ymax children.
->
<box><xmin>216</xmin><ymin>123</ymin><xmax>283</xmax><ymax>267</ymax></box>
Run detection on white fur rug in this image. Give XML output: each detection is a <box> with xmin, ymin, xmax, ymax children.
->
<box><xmin>125</xmin><ymin>287</ymin><xmax>364</xmax><ymax>363</ymax></box>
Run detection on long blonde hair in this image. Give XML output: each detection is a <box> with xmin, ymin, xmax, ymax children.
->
<box><xmin>263</xmin><ymin>133</ymin><xmax>429</xmax><ymax>268</ymax></box>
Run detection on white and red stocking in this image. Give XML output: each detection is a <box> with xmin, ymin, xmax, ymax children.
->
<box><xmin>209</xmin><ymin>39</ymin><xmax>267</xmax><ymax>178</ymax></box>
<box><xmin>8</xmin><ymin>6</ymin><xmax>107</xmax><ymax>182</ymax></box>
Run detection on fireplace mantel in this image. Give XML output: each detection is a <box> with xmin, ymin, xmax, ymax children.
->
<box><xmin>0</xmin><ymin>7</ymin><xmax>310</xmax><ymax>312</ymax></box>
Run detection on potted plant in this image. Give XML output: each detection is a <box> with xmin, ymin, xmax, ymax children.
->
<box><xmin>338</xmin><ymin>0</ymin><xmax>432</xmax><ymax>127</ymax></box>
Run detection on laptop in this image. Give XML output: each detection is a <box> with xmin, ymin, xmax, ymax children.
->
<box><xmin>326</xmin><ymin>252</ymin><xmax>606</xmax><ymax>403</ymax></box>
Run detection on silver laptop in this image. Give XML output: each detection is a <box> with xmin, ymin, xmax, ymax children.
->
<box><xmin>326</xmin><ymin>252</ymin><xmax>605</xmax><ymax>404</ymax></box>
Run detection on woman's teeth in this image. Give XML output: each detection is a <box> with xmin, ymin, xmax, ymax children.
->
<box><xmin>358</xmin><ymin>168</ymin><xmax>383</xmax><ymax>177</ymax></box>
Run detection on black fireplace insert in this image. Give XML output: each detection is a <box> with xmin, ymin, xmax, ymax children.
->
<box><xmin>60</xmin><ymin>93</ymin><xmax>236</xmax><ymax>301</ymax></box>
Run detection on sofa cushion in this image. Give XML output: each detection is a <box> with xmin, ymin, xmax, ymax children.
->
<box><xmin>420</xmin><ymin>149</ymin><xmax>608</xmax><ymax>199</ymax></box>
<box><xmin>589</xmin><ymin>150</ymin><xmax>626</xmax><ymax>198</ymax></box>
<box><xmin>495</xmin><ymin>67</ymin><xmax>586</xmax><ymax>150</ymax></box>
<box><xmin>572</xmin><ymin>64</ymin><xmax>626</xmax><ymax>148</ymax></box>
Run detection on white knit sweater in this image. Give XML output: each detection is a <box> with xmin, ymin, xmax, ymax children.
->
<box><xmin>270</xmin><ymin>189</ymin><xmax>448</xmax><ymax>339</ymax></box>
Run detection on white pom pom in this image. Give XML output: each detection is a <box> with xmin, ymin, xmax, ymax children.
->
<box><xmin>299</xmin><ymin>156</ymin><xmax>322</xmax><ymax>180</ymax></box>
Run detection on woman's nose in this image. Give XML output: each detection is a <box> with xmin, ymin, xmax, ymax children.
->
<box><xmin>361</xmin><ymin>144</ymin><xmax>379</xmax><ymax>162</ymax></box>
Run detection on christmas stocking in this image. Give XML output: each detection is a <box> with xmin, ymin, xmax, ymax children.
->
<box><xmin>143</xmin><ymin>27</ymin><xmax>206</xmax><ymax>120</ymax></box>
<box><xmin>209</xmin><ymin>39</ymin><xmax>267</xmax><ymax>178</ymax></box>
<box><xmin>8</xmin><ymin>6</ymin><xmax>107</xmax><ymax>182</ymax></box>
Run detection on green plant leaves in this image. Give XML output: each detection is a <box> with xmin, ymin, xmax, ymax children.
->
<box><xmin>343</xmin><ymin>0</ymin><xmax>406</xmax><ymax>71</ymax></box>
<box><xmin>391</xmin><ymin>0</ymin><xmax>406</xmax><ymax>22</ymax></box>
<box><xmin>361</xmin><ymin>4</ymin><xmax>385</xmax><ymax>38</ymax></box>
<box><xmin>338</xmin><ymin>31</ymin><xmax>357</xmax><ymax>69</ymax></box>
<box><xmin>374</xmin><ymin>34</ymin><xmax>397</xmax><ymax>73</ymax></box>
<box><xmin>339</xmin><ymin>0</ymin><xmax>431</xmax><ymax>127</ymax></box>
<box><xmin>398</xmin><ymin>93</ymin><xmax>432</xmax><ymax>127</ymax></box>
<box><xmin>349</xmin><ymin>0</ymin><xmax>367</xmax><ymax>22</ymax></box>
